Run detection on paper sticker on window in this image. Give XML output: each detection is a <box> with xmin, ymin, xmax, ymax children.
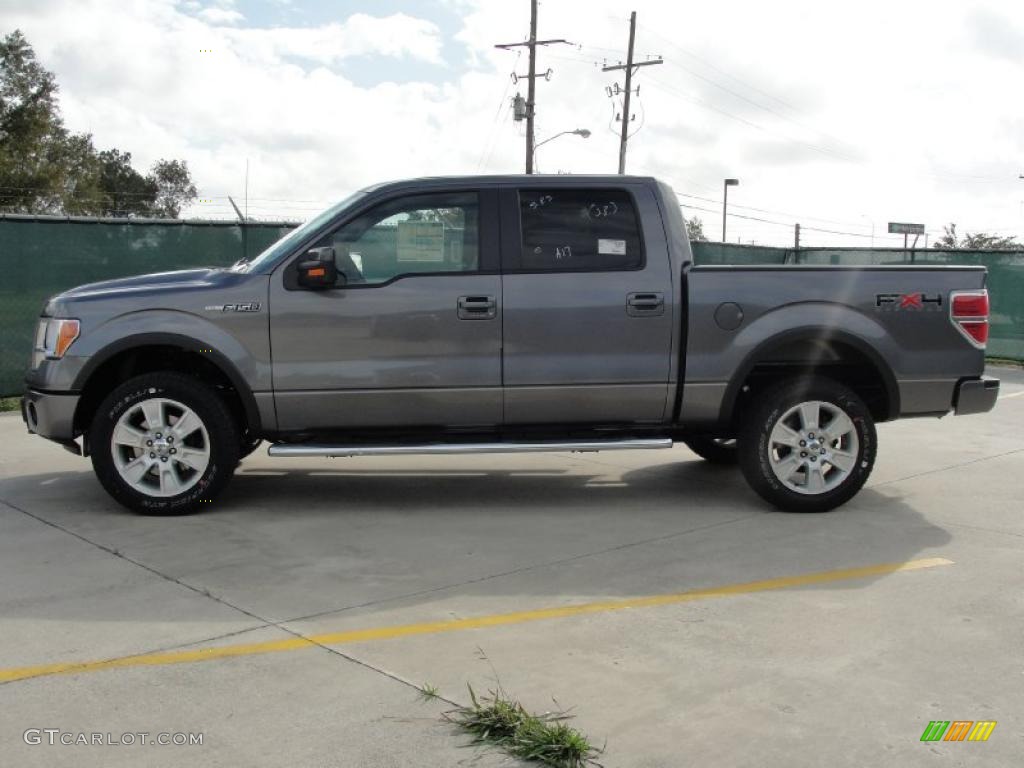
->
<box><xmin>598</xmin><ymin>238</ymin><xmax>626</xmax><ymax>256</ymax></box>
<box><xmin>397</xmin><ymin>221</ymin><xmax>445</xmax><ymax>262</ymax></box>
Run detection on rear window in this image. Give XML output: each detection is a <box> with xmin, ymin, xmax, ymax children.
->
<box><xmin>515</xmin><ymin>188</ymin><xmax>643</xmax><ymax>272</ymax></box>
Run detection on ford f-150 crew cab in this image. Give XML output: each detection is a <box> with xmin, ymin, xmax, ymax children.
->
<box><xmin>22</xmin><ymin>175</ymin><xmax>1000</xmax><ymax>514</ymax></box>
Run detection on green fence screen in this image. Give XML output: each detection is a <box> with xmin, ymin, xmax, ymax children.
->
<box><xmin>0</xmin><ymin>216</ymin><xmax>294</xmax><ymax>396</ymax></box>
<box><xmin>1</xmin><ymin>217</ymin><xmax>1021</xmax><ymax>396</ymax></box>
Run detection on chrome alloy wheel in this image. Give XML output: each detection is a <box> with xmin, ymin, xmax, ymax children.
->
<box><xmin>110</xmin><ymin>397</ymin><xmax>210</xmax><ymax>497</ymax></box>
<box><xmin>767</xmin><ymin>400</ymin><xmax>859</xmax><ymax>495</ymax></box>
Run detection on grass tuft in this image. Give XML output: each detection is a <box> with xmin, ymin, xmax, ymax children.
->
<box><xmin>444</xmin><ymin>684</ymin><xmax>603</xmax><ymax>768</ymax></box>
<box><xmin>0</xmin><ymin>397</ymin><xmax>21</xmax><ymax>413</ymax></box>
<box><xmin>418</xmin><ymin>682</ymin><xmax>441</xmax><ymax>701</ymax></box>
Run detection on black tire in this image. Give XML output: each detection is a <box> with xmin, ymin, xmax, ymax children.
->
<box><xmin>239</xmin><ymin>437</ymin><xmax>263</xmax><ymax>460</ymax></box>
<box><xmin>683</xmin><ymin>436</ymin><xmax>738</xmax><ymax>465</ymax></box>
<box><xmin>737</xmin><ymin>376</ymin><xmax>876</xmax><ymax>513</ymax></box>
<box><xmin>89</xmin><ymin>372</ymin><xmax>239</xmax><ymax>515</ymax></box>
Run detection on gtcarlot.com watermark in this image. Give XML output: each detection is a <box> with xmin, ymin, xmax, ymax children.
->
<box><xmin>24</xmin><ymin>729</ymin><xmax>203</xmax><ymax>747</ymax></box>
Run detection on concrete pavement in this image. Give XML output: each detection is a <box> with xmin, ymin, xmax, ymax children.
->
<box><xmin>1</xmin><ymin>366</ymin><xmax>1021</xmax><ymax>766</ymax></box>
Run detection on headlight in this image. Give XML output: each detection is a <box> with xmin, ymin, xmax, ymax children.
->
<box><xmin>33</xmin><ymin>318</ymin><xmax>80</xmax><ymax>366</ymax></box>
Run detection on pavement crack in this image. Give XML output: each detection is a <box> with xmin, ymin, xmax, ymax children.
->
<box><xmin>0</xmin><ymin>497</ymin><xmax>270</xmax><ymax>626</ymax></box>
<box><xmin>0</xmin><ymin>497</ymin><xmax>452</xmax><ymax>697</ymax></box>
<box><xmin>280</xmin><ymin>513</ymin><xmax>756</xmax><ymax>626</ymax></box>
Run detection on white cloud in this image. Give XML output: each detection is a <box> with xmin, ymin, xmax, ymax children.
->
<box><xmin>221</xmin><ymin>14</ymin><xmax>444</xmax><ymax>67</ymax></box>
<box><xmin>3</xmin><ymin>0</ymin><xmax>1022</xmax><ymax>245</ymax></box>
<box><xmin>197</xmin><ymin>7</ymin><xmax>244</xmax><ymax>25</ymax></box>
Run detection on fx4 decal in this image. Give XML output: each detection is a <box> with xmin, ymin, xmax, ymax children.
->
<box><xmin>875</xmin><ymin>293</ymin><xmax>942</xmax><ymax>310</ymax></box>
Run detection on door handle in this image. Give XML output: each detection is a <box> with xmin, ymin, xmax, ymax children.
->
<box><xmin>458</xmin><ymin>295</ymin><xmax>497</xmax><ymax>320</ymax></box>
<box><xmin>627</xmin><ymin>292</ymin><xmax>664</xmax><ymax>317</ymax></box>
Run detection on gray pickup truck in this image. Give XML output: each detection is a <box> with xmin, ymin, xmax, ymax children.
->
<box><xmin>22</xmin><ymin>175</ymin><xmax>999</xmax><ymax>514</ymax></box>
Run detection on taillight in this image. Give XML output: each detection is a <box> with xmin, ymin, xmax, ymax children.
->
<box><xmin>950</xmin><ymin>290</ymin><xmax>989</xmax><ymax>349</ymax></box>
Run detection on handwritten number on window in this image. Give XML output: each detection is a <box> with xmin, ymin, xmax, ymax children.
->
<box><xmin>587</xmin><ymin>201</ymin><xmax>619</xmax><ymax>219</ymax></box>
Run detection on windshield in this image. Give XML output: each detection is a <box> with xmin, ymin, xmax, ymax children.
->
<box><xmin>235</xmin><ymin>191</ymin><xmax>367</xmax><ymax>273</ymax></box>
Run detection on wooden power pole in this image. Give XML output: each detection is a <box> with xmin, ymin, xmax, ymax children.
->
<box><xmin>602</xmin><ymin>12</ymin><xmax>662</xmax><ymax>174</ymax></box>
<box><xmin>495</xmin><ymin>1</ymin><xmax>569</xmax><ymax>174</ymax></box>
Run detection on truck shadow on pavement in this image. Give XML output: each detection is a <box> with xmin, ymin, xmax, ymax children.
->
<box><xmin>0</xmin><ymin>456</ymin><xmax>954</xmax><ymax>617</ymax></box>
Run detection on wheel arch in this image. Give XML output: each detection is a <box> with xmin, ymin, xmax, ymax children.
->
<box><xmin>72</xmin><ymin>333</ymin><xmax>261</xmax><ymax>448</ymax></box>
<box><xmin>720</xmin><ymin>327</ymin><xmax>900</xmax><ymax>428</ymax></box>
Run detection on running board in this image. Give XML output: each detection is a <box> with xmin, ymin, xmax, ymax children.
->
<box><xmin>267</xmin><ymin>438</ymin><xmax>673</xmax><ymax>458</ymax></box>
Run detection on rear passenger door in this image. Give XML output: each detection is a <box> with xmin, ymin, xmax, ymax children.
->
<box><xmin>500</xmin><ymin>184</ymin><xmax>674</xmax><ymax>425</ymax></box>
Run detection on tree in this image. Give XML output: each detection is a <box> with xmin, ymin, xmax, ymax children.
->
<box><xmin>0</xmin><ymin>30</ymin><xmax>95</xmax><ymax>213</ymax></box>
<box><xmin>150</xmin><ymin>159</ymin><xmax>197</xmax><ymax>218</ymax></box>
<box><xmin>0</xmin><ymin>30</ymin><xmax>198</xmax><ymax>218</ymax></box>
<box><xmin>933</xmin><ymin>223</ymin><xmax>1021</xmax><ymax>251</ymax></box>
<box><xmin>97</xmin><ymin>149</ymin><xmax>157</xmax><ymax>216</ymax></box>
<box><xmin>405</xmin><ymin>207</ymin><xmax>464</xmax><ymax>227</ymax></box>
<box><xmin>686</xmin><ymin>216</ymin><xmax>708</xmax><ymax>242</ymax></box>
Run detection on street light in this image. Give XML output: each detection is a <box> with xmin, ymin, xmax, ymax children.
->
<box><xmin>533</xmin><ymin>128</ymin><xmax>591</xmax><ymax>173</ymax></box>
<box><xmin>722</xmin><ymin>178</ymin><xmax>739</xmax><ymax>242</ymax></box>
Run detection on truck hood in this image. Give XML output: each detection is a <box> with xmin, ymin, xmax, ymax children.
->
<box><xmin>54</xmin><ymin>269</ymin><xmax>221</xmax><ymax>301</ymax></box>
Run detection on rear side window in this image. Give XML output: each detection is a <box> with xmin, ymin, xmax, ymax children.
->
<box><xmin>515</xmin><ymin>188</ymin><xmax>643</xmax><ymax>272</ymax></box>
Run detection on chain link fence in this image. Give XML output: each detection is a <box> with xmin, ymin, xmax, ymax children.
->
<box><xmin>2</xmin><ymin>217</ymin><xmax>1020</xmax><ymax>396</ymax></box>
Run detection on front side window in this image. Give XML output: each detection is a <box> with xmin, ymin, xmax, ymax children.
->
<box><xmin>317</xmin><ymin>192</ymin><xmax>479</xmax><ymax>285</ymax></box>
<box><xmin>516</xmin><ymin>188</ymin><xmax>643</xmax><ymax>271</ymax></box>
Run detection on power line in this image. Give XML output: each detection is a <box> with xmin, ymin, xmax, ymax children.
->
<box><xmin>633</xmin><ymin>27</ymin><xmax>1013</xmax><ymax>185</ymax></box>
<box><xmin>673</xmin><ymin>189</ymin><xmax>870</xmax><ymax>229</ymax></box>
<box><xmin>478</xmin><ymin>50</ymin><xmax>521</xmax><ymax>171</ymax></box>
<box><xmin>678</xmin><ymin>201</ymin><xmax>907</xmax><ymax>241</ymax></box>
<box><xmin>638</xmin><ymin>25</ymin><xmax>801</xmax><ymax>113</ymax></box>
<box><xmin>642</xmin><ymin>73</ymin><xmax>861</xmax><ymax>165</ymax></box>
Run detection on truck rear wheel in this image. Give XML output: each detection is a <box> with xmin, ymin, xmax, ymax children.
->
<box><xmin>682</xmin><ymin>436</ymin><xmax>737</xmax><ymax>464</ymax></box>
<box><xmin>737</xmin><ymin>377</ymin><xmax>875</xmax><ymax>512</ymax></box>
<box><xmin>89</xmin><ymin>372</ymin><xmax>239</xmax><ymax>515</ymax></box>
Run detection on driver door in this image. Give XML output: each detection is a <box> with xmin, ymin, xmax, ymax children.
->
<box><xmin>269</xmin><ymin>189</ymin><xmax>502</xmax><ymax>431</ymax></box>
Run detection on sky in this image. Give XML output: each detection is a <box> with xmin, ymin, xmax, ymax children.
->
<box><xmin>4</xmin><ymin>0</ymin><xmax>1024</xmax><ymax>246</ymax></box>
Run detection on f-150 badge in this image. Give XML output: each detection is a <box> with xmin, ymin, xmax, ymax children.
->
<box><xmin>204</xmin><ymin>302</ymin><xmax>262</xmax><ymax>312</ymax></box>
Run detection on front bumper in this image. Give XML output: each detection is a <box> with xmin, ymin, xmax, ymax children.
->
<box><xmin>953</xmin><ymin>376</ymin><xmax>999</xmax><ymax>416</ymax></box>
<box><xmin>22</xmin><ymin>389</ymin><xmax>80</xmax><ymax>446</ymax></box>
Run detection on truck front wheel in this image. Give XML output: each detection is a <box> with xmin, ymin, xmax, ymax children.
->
<box><xmin>737</xmin><ymin>377</ymin><xmax>875</xmax><ymax>512</ymax></box>
<box><xmin>89</xmin><ymin>372</ymin><xmax>240</xmax><ymax>515</ymax></box>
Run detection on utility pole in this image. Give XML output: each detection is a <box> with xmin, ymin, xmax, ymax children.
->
<box><xmin>495</xmin><ymin>1</ymin><xmax>569</xmax><ymax>174</ymax></box>
<box><xmin>794</xmin><ymin>222</ymin><xmax>801</xmax><ymax>249</ymax></box>
<box><xmin>525</xmin><ymin>0</ymin><xmax>537</xmax><ymax>175</ymax></box>
<box><xmin>602</xmin><ymin>11</ymin><xmax>662</xmax><ymax>174</ymax></box>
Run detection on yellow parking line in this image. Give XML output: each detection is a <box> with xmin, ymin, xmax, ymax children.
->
<box><xmin>0</xmin><ymin>557</ymin><xmax>953</xmax><ymax>685</ymax></box>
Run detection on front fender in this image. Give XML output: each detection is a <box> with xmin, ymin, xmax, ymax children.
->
<box><xmin>70</xmin><ymin>310</ymin><xmax>270</xmax><ymax>393</ymax></box>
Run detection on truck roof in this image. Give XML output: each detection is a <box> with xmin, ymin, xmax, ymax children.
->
<box><xmin>361</xmin><ymin>174</ymin><xmax>661</xmax><ymax>195</ymax></box>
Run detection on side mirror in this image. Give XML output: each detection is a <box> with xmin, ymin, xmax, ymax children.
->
<box><xmin>297</xmin><ymin>247</ymin><xmax>339</xmax><ymax>289</ymax></box>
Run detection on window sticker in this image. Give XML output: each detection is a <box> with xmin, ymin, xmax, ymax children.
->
<box><xmin>598</xmin><ymin>238</ymin><xmax>627</xmax><ymax>256</ymax></box>
<box><xmin>397</xmin><ymin>221</ymin><xmax>445</xmax><ymax>262</ymax></box>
